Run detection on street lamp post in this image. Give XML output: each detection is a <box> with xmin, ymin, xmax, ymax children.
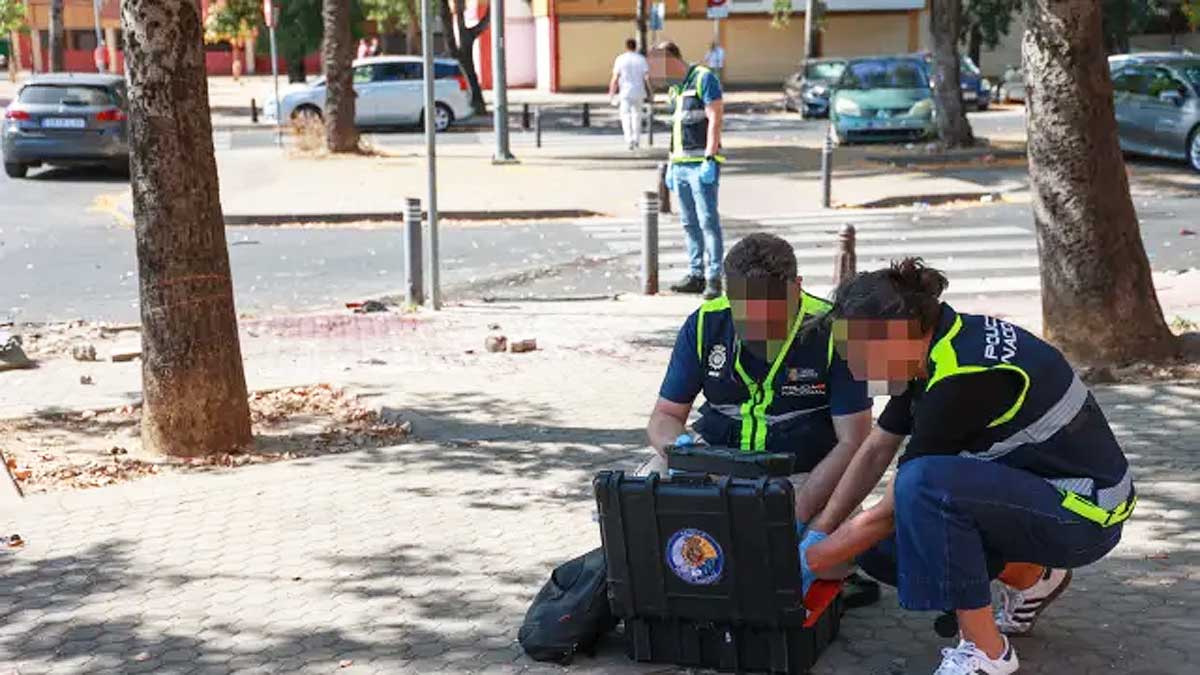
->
<box><xmin>492</xmin><ymin>0</ymin><xmax>514</xmax><ymax>162</ymax></box>
<box><xmin>421</xmin><ymin>0</ymin><xmax>441</xmax><ymax>308</ymax></box>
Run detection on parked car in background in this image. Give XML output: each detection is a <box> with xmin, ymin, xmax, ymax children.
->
<box><xmin>920</xmin><ymin>52</ymin><xmax>991</xmax><ymax>110</ymax></box>
<box><xmin>830</xmin><ymin>55</ymin><xmax>936</xmax><ymax>144</ymax></box>
<box><xmin>1109</xmin><ymin>52</ymin><xmax>1200</xmax><ymax>172</ymax></box>
<box><xmin>994</xmin><ymin>64</ymin><xmax>1026</xmax><ymax>103</ymax></box>
<box><xmin>266</xmin><ymin>56</ymin><xmax>474</xmax><ymax>132</ymax></box>
<box><xmin>2</xmin><ymin>73</ymin><xmax>129</xmax><ymax>178</ymax></box>
<box><xmin>783</xmin><ymin>58</ymin><xmax>847</xmax><ymax>117</ymax></box>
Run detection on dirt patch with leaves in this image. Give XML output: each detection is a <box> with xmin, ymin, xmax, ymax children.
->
<box><xmin>0</xmin><ymin>384</ymin><xmax>410</xmax><ymax>495</ymax></box>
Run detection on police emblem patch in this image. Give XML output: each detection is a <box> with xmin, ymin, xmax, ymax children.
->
<box><xmin>787</xmin><ymin>367</ymin><xmax>819</xmax><ymax>382</ymax></box>
<box><xmin>708</xmin><ymin>344</ymin><xmax>727</xmax><ymax>370</ymax></box>
<box><xmin>665</xmin><ymin>528</ymin><xmax>725</xmax><ymax>585</ymax></box>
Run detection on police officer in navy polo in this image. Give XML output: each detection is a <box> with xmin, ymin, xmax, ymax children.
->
<box><xmin>645</xmin><ymin>234</ymin><xmax>880</xmax><ymax>605</ymax></box>
<box><xmin>801</xmin><ymin>259</ymin><xmax>1135</xmax><ymax>675</ymax></box>
<box><xmin>649</xmin><ymin>41</ymin><xmax>726</xmax><ymax>300</ymax></box>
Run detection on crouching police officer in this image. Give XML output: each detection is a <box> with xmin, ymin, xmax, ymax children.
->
<box><xmin>802</xmin><ymin>258</ymin><xmax>1134</xmax><ymax>675</ymax></box>
<box><xmin>644</xmin><ymin>233</ymin><xmax>880</xmax><ymax>605</ymax></box>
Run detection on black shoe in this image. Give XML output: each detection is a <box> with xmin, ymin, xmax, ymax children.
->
<box><xmin>670</xmin><ymin>275</ymin><xmax>705</xmax><ymax>294</ymax></box>
<box><xmin>842</xmin><ymin>573</ymin><xmax>882</xmax><ymax>610</ymax></box>
<box><xmin>703</xmin><ymin>278</ymin><xmax>723</xmax><ymax>300</ymax></box>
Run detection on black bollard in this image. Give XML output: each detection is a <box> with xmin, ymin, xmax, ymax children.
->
<box><xmin>641</xmin><ymin>191</ymin><xmax>659</xmax><ymax>295</ymax></box>
<box><xmin>821</xmin><ymin>124</ymin><xmax>834</xmax><ymax>208</ymax></box>
<box><xmin>405</xmin><ymin>198</ymin><xmax>425</xmax><ymax>307</ymax></box>
<box><xmin>832</xmin><ymin>225</ymin><xmax>856</xmax><ymax>288</ymax></box>
<box><xmin>656</xmin><ymin>162</ymin><xmax>672</xmax><ymax>215</ymax></box>
<box><xmin>250</xmin><ymin>98</ymin><xmax>258</xmax><ymax>124</ymax></box>
<box><xmin>535</xmin><ymin>107</ymin><xmax>542</xmax><ymax>148</ymax></box>
<box><xmin>522</xmin><ymin>103</ymin><xmax>530</xmax><ymax>131</ymax></box>
<box><xmin>582</xmin><ymin>102</ymin><xmax>590</xmax><ymax>128</ymax></box>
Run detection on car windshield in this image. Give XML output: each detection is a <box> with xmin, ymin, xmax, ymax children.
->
<box><xmin>806</xmin><ymin>62</ymin><xmax>846</xmax><ymax>82</ymax></box>
<box><xmin>839</xmin><ymin>59</ymin><xmax>928</xmax><ymax>90</ymax></box>
<box><xmin>19</xmin><ymin>84</ymin><xmax>115</xmax><ymax>106</ymax></box>
<box><xmin>1179</xmin><ymin>63</ymin><xmax>1200</xmax><ymax>86</ymax></box>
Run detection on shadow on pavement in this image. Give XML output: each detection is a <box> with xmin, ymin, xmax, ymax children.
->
<box><xmin>22</xmin><ymin>165</ymin><xmax>129</xmax><ymax>183</ymax></box>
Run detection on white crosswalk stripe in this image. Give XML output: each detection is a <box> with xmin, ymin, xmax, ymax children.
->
<box><xmin>577</xmin><ymin>209</ymin><xmax>1042</xmax><ymax>301</ymax></box>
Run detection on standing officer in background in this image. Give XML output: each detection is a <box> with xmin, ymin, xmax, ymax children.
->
<box><xmin>650</xmin><ymin>41</ymin><xmax>726</xmax><ymax>301</ymax></box>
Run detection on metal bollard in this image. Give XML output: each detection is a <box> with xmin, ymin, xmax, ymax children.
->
<box><xmin>522</xmin><ymin>103</ymin><xmax>530</xmax><ymax>130</ymax></box>
<box><xmin>250</xmin><ymin>98</ymin><xmax>258</xmax><ymax>124</ymax></box>
<box><xmin>641</xmin><ymin>191</ymin><xmax>660</xmax><ymax>295</ymax></box>
<box><xmin>646</xmin><ymin>101</ymin><xmax>654</xmax><ymax>147</ymax></box>
<box><xmin>831</xmin><ymin>224</ymin><xmax>856</xmax><ymax>289</ymax></box>
<box><xmin>405</xmin><ymin>198</ymin><xmax>425</xmax><ymax>307</ymax></box>
<box><xmin>534</xmin><ymin>107</ymin><xmax>542</xmax><ymax>148</ymax></box>
<box><xmin>820</xmin><ymin>124</ymin><xmax>834</xmax><ymax>209</ymax></box>
<box><xmin>582</xmin><ymin>102</ymin><xmax>590</xmax><ymax>128</ymax></box>
<box><xmin>656</xmin><ymin>161</ymin><xmax>672</xmax><ymax>215</ymax></box>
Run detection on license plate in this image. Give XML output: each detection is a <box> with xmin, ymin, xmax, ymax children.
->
<box><xmin>963</xmin><ymin>91</ymin><xmax>978</xmax><ymax>101</ymax></box>
<box><xmin>41</xmin><ymin>117</ymin><xmax>85</xmax><ymax>129</ymax></box>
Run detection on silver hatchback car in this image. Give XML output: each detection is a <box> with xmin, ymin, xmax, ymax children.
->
<box><xmin>1109</xmin><ymin>53</ymin><xmax>1200</xmax><ymax>172</ymax></box>
<box><xmin>2</xmin><ymin>73</ymin><xmax>129</xmax><ymax>178</ymax></box>
<box><xmin>266</xmin><ymin>56</ymin><xmax>475</xmax><ymax>132</ymax></box>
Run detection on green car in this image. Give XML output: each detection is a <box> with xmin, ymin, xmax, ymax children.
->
<box><xmin>830</xmin><ymin>56</ymin><xmax>936</xmax><ymax>144</ymax></box>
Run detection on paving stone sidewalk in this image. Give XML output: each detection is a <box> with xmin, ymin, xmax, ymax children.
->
<box><xmin>2</xmin><ymin>298</ymin><xmax>1198</xmax><ymax>675</ymax></box>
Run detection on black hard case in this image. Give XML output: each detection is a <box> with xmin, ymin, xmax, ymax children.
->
<box><xmin>593</xmin><ymin>470</ymin><xmax>842</xmax><ymax>674</ymax></box>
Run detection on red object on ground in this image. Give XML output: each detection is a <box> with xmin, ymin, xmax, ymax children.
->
<box><xmin>1181</xmin><ymin>229</ymin><xmax>1197</xmax><ymax>236</ymax></box>
<box><xmin>803</xmin><ymin>580</ymin><xmax>844</xmax><ymax>628</ymax></box>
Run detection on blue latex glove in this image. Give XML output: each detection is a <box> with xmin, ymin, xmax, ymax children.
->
<box><xmin>799</xmin><ymin>529</ymin><xmax>828</xmax><ymax>597</ymax></box>
<box><xmin>664</xmin><ymin>163</ymin><xmax>677</xmax><ymax>192</ymax></box>
<box><xmin>674</xmin><ymin>433</ymin><xmax>695</xmax><ymax>448</ymax></box>
<box><xmin>699</xmin><ymin>158</ymin><xmax>718</xmax><ymax>185</ymax></box>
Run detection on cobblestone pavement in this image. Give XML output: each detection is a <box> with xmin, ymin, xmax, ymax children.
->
<box><xmin>2</xmin><ymin>300</ymin><xmax>1198</xmax><ymax>674</ymax></box>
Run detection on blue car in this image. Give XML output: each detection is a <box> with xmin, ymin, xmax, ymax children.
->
<box><xmin>921</xmin><ymin>53</ymin><xmax>992</xmax><ymax>111</ymax></box>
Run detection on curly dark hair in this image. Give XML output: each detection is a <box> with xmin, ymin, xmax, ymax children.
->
<box><xmin>828</xmin><ymin>257</ymin><xmax>948</xmax><ymax>332</ymax></box>
<box><xmin>723</xmin><ymin>233</ymin><xmax>798</xmax><ymax>284</ymax></box>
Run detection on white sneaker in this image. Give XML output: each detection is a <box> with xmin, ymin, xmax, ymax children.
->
<box><xmin>933</xmin><ymin>638</ymin><xmax>1019</xmax><ymax>675</ymax></box>
<box><xmin>994</xmin><ymin>568</ymin><xmax>1072</xmax><ymax>636</ymax></box>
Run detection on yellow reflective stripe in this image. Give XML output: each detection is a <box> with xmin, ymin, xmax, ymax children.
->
<box><xmin>743</xmin><ymin>299</ymin><xmax>810</xmax><ymax>452</ymax></box>
<box><xmin>1060</xmin><ymin>491</ymin><xmax>1136</xmax><ymax>528</ymax></box>
<box><xmin>733</xmin><ymin>352</ymin><xmax>756</xmax><ymax>451</ymax></box>
<box><xmin>671</xmin><ymin>155</ymin><xmax>726</xmax><ymax>164</ymax></box>
<box><xmin>927</xmin><ymin>314</ymin><xmax>1031</xmax><ymax>428</ymax></box>
<box><xmin>695</xmin><ymin>295</ymin><xmax>731</xmax><ymax>362</ymax></box>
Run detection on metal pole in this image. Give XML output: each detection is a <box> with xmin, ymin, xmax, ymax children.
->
<box><xmin>250</xmin><ymin>98</ymin><xmax>258</xmax><ymax>124</ymax></box>
<box><xmin>522</xmin><ymin>103</ymin><xmax>530</xmax><ymax>130</ymax></box>
<box><xmin>582</xmin><ymin>102</ymin><xmax>590</xmax><ymax>128</ymax></box>
<box><xmin>646</xmin><ymin>98</ymin><xmax>654</xmax><ymax>146</ymax></box>
<box><xmin>832</xmin><ymin>224</ymin><xmax>856</xmax><ymax>289</ymax></box>
<box><xmin>636</xmin><ymin>0</ymin><xmax>648</xmax><ymax>54</ymax></box>
<box><xmin>269</xmin><ymin>22</ymin><xmax>282</xmax><ymax>146</ymax></box>
<box><xmin>641</xmin><ymin>191</ymin><xmax>659</xmax><ymax>295</ymax></box>
<box><xmin>535</xmin><ymin>106</ymin><xmax>542</xmax><ymax>148</ymax></box>
<box><xmin>421</xmin><ymin>0</ymin><xmax>441</xmax><ymax>309</ymax></box>
<box><xmin>804</xmin><ymin>0</ymin><xmax>819</xmax><ymax>61</ymax></box>
<box><xmin>91</xmin><ymin>0</ymin><xmax>104</xmax><ymax>73</ymax></box>
<box><xmin>492</xmin><ymin>0</ymin><xmax>514</xmax><ymax>161</ymax></box>
<box><xmin>405</xmin><ymin>198</ymin><xmax>425</xmax><ymax>307</ymax></box>
<box><xmin>821</xmin><ymin>124</ymin><xmax>834</xmax><ymax>209</ymax></box>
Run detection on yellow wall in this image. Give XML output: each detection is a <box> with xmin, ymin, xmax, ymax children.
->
<box><xmin>558</xmin><ymin>12</ymin><xmax>920</xmax><ymax>89</ymax></box>
<box><xmin>823</xmin><ymin>13</ymin><xmax>913</xmax><ymax>57</ymax></box>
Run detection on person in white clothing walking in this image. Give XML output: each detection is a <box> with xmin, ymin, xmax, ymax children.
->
<box><xmin>704</xmin><ymin>41</ymin><xmax>726</xmax><ymax>82</ymax></box>
<box><xmin>609</xmin><ymin>39</ymin><xmax>652</xmax><ymax>150</ymax></box>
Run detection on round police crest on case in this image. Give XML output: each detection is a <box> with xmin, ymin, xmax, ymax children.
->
<box><xmin>665</xmin><ymin>528</ymin><xmax>725</xmax><ymax>585</ymax></box>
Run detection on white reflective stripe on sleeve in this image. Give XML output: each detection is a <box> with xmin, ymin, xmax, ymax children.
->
<box><xmin>765</xmin><ymin>405</ymin><xmax>830</xmax><ymax>424</ymax></box>
<box><xmin>710</xmin><ymin>404</ymin><xmax>743</xmax><ymax>418</ymax></box>
<box><xmin>968</xmin><ymin>374</ymin><xmax>1089</xmax><ymax>461</ymax></box>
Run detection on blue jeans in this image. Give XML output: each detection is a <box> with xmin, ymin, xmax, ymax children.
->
<box><xmin>858</xmin><ymin>456</ymin><xmax>1124</xmax><ymax>612</ymax></box>
<box><xmin>673</xmin><ymin>162</ymin><xmax>723</xmax><ymax>281</ymax></box>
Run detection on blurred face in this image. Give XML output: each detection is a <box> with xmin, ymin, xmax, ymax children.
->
<box><xmin>728</xmin><ymin>276</ymin><xmax>802</xmax><ymax>362</ymax></box>
<box><xmin>832</xmin><ymin>318</ymin><xmax>931</xmax><ymax>395</ymax></box>
<box><xmin>648</xmin><ymin>50</ymin><xmax>687</xmax><ymax>86</ymax></box>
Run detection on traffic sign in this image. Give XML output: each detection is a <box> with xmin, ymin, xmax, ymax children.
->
<box><xmin>263</xmin><ymin>0</ymin><xmax>279</xmax><ymax>29</ymax></box>
<box><xmin>706</xmin><ymin>0</ymin><xmax>729</xmax><ymax>19</ymax></box>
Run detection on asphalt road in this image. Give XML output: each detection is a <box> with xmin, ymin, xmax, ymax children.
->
<box><xmin>2</xmin><ymin>109</ymin><xmax>1196</xmax><ymax>325</ymax></box>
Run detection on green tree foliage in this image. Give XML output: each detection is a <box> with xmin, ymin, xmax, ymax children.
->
<box><xmin>361</xmin><ymin>0</ymin><xmax>415</xmax><ymax>28</ymax></box>
<box><xmin>203</xmin><ymin>0</ymin><xmax>261</xmax><ymax>48</ymax></box>
<box><xmin>0</xmin><ymin>0</ymin><xmax>27</xmax><ymax>35</ymax></box>
<box><xmin>1102</xmin><ymin>0</ymin><xmax>1170</xmax><ymax>53</ymax></box>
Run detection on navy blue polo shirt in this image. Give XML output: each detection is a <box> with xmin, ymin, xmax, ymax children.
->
<box><xmin>658</xmin><ymin>305</ymin><xmax>871</xmax><ymax>462</ymax></box>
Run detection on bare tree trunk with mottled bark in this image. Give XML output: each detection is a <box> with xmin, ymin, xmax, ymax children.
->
<box><xmin>1022</xmin><ymin>0</ymin><xmax>1178</xmax><ymax>365</ymax></box>
<box><xmin>48</xmin><ymin>0</ymin><xmax>64</xmax><ymax>72</ymax></box>
<box><xmin>323</xmin><ymin>0</ymin><xmax>359</xmax><ymax>152</ymax></box>
<box><xmin>930</xmin><ymin>0</ymin><xmax>974</xmax><ymax>147</ymax></box>
<box><xmin>121</xmin><ymin>0</ymin><xmax>254</xmax><ymax>456</ymax></box>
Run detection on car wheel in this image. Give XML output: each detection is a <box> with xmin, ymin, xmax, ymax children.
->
<box><xmin>433</xmin><ymin>103</ymin><xmax>454</xmax><ymax>132</ymax></box>
<box><xmin>1188</xmin><ymin>126</ymin><xmax>1200</xmax><ymax>173</ymax></box>
<box><xmin>3</xmin><ymin>162</ymin><xmax>27</xmax><ymax>179</ymax></box>
<box><xmin>292</xmin><ymin>105</ymin><xmax>322</xmax><ymax>123</ymax></box>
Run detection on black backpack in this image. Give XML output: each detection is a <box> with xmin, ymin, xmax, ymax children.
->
<box><xmin>518</xmin><ymin>547</ymin><xmax>618</xmax><ymax>664</ymax></box>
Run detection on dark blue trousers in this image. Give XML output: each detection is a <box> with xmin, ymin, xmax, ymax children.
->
<box><xmin>858</xmin><ymin>455</ymin><xmax>1124</xmax><ymax>611</ymax></box>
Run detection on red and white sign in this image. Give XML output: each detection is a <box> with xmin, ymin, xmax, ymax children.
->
<box><xmin>706</xmin><ymin>0</ymin><xmax>730</xmax><ymax>19</ymax></box>
<box><xmin>263</xmin><ymin>0</ymin><xmax>279</xmax><ymax>29</ymax></box>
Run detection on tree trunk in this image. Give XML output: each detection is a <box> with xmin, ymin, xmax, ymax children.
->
<box><xmin>286</xmin><ymin>57</ymin><xmax>306</xmax><ymax>83</ymax></box>
<box><xmin>120</xmin><ymin>0</ymin><xmax>254</xmax><ymax>457</ymax></box>
<box><xmin>8</xmin><ymin>30</ymin><xmax>20</xmax><ymax>81</ymax></box>
<box><xmin>930</xmin><ymin>0</ymin><xmax>974</xmax><ymax>147</ymax></box>
<box><xmin>48</xmin><ymin>0</ymin><xmax>64</xmax><ymax>72</ymax></box>
<box><xmin>439</xmin><ymin>1</ymin><xmax>489</xmax><ymax>115</ymax></box>
<box><xmin>404</xmin><ymin>0</ymin><xmax>420</xmax><ymax>54</ymax></box>
<box><xmin>322</xmin><ymin>0</ymin><xmax>359</xmax><ymax>152</ymax></box>
<box><xmin>1022</xmin><ymin>0</ymin><xmax>1178</xmax><ymax>365</ymax></box>
<box><xmin>968</xmin><ymin>24</ymin><xmax>983</xmax><ymax>72</ymax></box>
